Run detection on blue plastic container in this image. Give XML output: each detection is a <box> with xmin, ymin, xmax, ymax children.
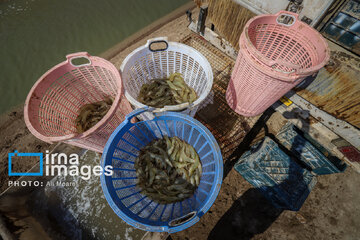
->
<box><xmin>100</xmin><ymin>107</ymin><xmax>223</xmax><ymax>233</ymax></box>
<box><xmin>235</xmin><ymin>137</ymin><xmax>317</xmax><ymax>211</ymax></box>
<box><xmin>276</xmin><ymin>123</ymin><xmax>346</xmax><ymax>175</ymax></box>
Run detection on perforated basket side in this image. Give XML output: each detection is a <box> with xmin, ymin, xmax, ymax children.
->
<box><xmin>101</xmin><ymin>110</ymin><xmax>223</xmax><ymax>233</ymax></box>
<box><xmin>120</xmin><ymin>38</ymin><xmax>213</xmax><ymax>119</ymax></box>
<box><xmin>226</xmin><ymin>11</ymin><xmax>329</xmax><ymax>116</ymax></box>
<box><xmin>24</xmin><ymin>52</ymin><xmax>133</xmax><ymax>151</ymax></box>
<box><xmin>241</xmin><ymin>11</ymin><xmax>329</xmax><ymax>79</ymax></box>
<box><xmin>226</xmin><ymin>46</ymin><xmax>305</xmax><ymax>116</ymax></box>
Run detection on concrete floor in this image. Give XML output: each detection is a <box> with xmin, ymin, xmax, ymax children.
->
<box><xmin>171</xmin><ymin>110</ymin><xmax>360</xmax><ymax>240</ymax></box>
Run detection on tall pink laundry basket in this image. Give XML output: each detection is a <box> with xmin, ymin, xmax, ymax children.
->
<box><xmin>24</xmin><ymin>52</ymin><xmax>133</xmax><ymax>153</ymax></box>
<box><xmin>226</xmin><ymin>11</ymin><xmax>330</xmax><ymax>116</ymax></box>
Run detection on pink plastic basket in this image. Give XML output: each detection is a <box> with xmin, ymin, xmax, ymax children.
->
<box><xmin>226</xmin><ymin>11</ymin><xmax>330</xmax><ymax>116</ymax></box>
<box><xmin>24</xmin><ymin>52</ymin><xmax>133</xmax><ymax>152</ymax></box>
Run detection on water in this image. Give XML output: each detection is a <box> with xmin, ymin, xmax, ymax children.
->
<box><xmin>32</xmin><ymin>151</ymin><xmax>145</xmax><ymax>239</ymax></box>
<box><xmin>0</xmin><ymin>0</ymin><xmax>188</xmax><ymax>114</ymax></box>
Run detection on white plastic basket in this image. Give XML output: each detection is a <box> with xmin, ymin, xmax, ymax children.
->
<box><xmin>120</xmin><ymin>37</ymin><xmax>213</xmax><ymax>119</ymax></box>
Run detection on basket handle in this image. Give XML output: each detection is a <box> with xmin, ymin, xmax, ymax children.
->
<box><xmin>146</xmin><ymin>37</ymin><xmax>169</xmax><ymax>52</ymax></box>
<box><xmin>66</xmin><ymin>52</ymin><xmax>92</xmax><ymax>67</ymax></box>
<box><xmin>275</xmin><ymin>10</ymin><xmax>299</xmax><ymax>27</ymax></box>
<box><xmin>125</xmin><ymin>103</ymin><xmax>193</xmax><ymax>123</ymax></box>
<box><xmin>125</xmin><ymin>106</ymin><xmax>152</xmax><ymax>122</ymax></box>
<box><xmin>168</xmin><ymin>211</ymin><xmax>199</xmax><ymax>228</ymax></box>
<box><xmin>154</xmin><ymin>102</ymin><xmax>191</xmax><ymax>113</ymax></box>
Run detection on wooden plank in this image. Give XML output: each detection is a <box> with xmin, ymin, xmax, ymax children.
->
<box><xmin>273</xmin><ymin>100</ymin><xmax>360</xmax><ymax>173</ymax></box>
<box><xmin>285</xmin><ymin>92</ymin><xmax>360</xmax><ymax>150</ymax></box>
<box><xmin>188</xmin><ymin>23</ymin><xmax>238</xmax><ymax>59</ymax></box>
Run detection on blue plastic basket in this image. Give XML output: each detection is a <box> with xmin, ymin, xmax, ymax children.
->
<box><xmin>100</xmin><ymin>107</ymin><xmax>223</xmax><ymax>233</ymax></box>
<box><xmin>276</xmin><ymin>123</ymin><xmax>346</xmax><ymax>175</ymax></box>
<box><xmin>235</xmin><ymin>137</ymin><xmax>317</xmax><ymax>211</ymax></box>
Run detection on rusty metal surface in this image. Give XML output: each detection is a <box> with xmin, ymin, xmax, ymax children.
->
<box><xmin>294</xmin><ymin>48</ymin><xmax>360</xmax><ymax>129</ymax></box>
<box><xmin>180</xmin><ymin>34</ymin><xmax>257</xmax><ymax>160</ymax></box>
<box><xmin>282</xmin><ymin>92</ymin><xmax>360</xmax><ymax>149</ymax></box>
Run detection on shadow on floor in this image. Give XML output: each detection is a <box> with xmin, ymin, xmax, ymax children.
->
<box><xmin>223</xmin><ymin>108</ymin><xmax>276</xmax><ymax>179</ymax></box>
<box><xmin>208</xmin><ymin>188</ymin><xmax>282</xmax><ymax>240</ymax></box>
<box><xmin>210</xmin><ymin>107</ymin><xmax>313</xmax><ymax>239</ymax></box>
